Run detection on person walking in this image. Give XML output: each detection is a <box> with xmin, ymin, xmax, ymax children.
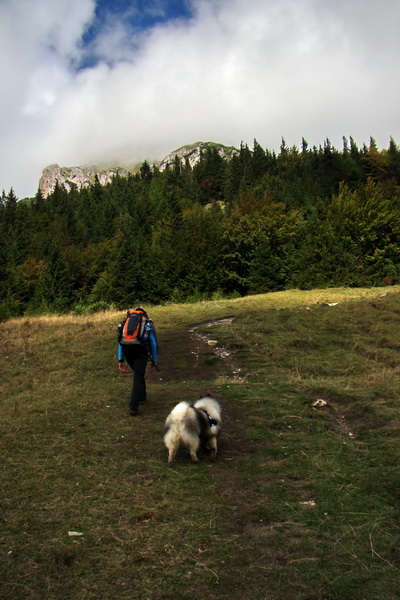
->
<box><xmin>118</xmin><ymin>307</ymin><xmax>158</xmax><ymax>416</ymax></box>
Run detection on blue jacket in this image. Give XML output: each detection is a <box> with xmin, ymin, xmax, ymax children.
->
<box><xmin>118</xmin><ymin>326</ymin><xmax>158</xmax><ymax>363</ymax></box>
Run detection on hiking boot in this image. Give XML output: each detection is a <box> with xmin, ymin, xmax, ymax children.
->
<box><xmin>129</xmin><ymin>408</ymin><xmax>139</xmax><ymax>416</ymax></box>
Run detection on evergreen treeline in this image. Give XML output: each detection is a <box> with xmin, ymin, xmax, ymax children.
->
<box><xmin>1</xmin><ymin>136</ymin><xmax>400</xmax><ymax>318</ymax></box>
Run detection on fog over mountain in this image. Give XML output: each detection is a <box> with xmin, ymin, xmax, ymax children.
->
<box><xmin>1</xmin><ymin>0</ymin><xmax>399</xmax><ymax>199</ymax></box>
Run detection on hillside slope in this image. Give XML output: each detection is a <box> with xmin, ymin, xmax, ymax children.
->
<box><xmin>2</xmin><ymin>287</ymin><xmax>400</xmax><ymax>600</ymax></box>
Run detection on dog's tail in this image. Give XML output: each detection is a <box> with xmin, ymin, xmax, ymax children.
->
<box><xmin>193</xmin><ymin>396</ymin><xmax>221</xmax><ymax>426</ymax></box>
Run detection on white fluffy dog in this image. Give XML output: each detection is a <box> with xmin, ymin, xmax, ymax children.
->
<box><xmin>164</xmin><ymin>395</ymin><xmax>222</xmax><ymax>466</ymax></box>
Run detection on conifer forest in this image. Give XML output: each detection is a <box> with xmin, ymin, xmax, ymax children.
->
<box><xmin>1</xmin><ymin>136</ymin><xmax>400</xmax><ymax>318</ymax></box>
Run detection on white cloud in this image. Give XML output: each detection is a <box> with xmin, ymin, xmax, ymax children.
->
<box><xmin>1</xmin><ymin>0</ymin><xmax>399</xmax><ymax>198</ymax></box>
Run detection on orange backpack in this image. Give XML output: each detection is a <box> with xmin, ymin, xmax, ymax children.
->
<box><xmin>119</xmin><ymin>309</ymin><xmax>147</xmax><ymax>345</ymax></box>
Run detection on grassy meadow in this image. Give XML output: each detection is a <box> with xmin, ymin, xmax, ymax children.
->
<box><xmin>1</xmin><ymin>286</ymin><xmax>400</xmax><ymax>599</ymax></box>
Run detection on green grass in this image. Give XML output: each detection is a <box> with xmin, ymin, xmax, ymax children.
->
<box><xmin>1</xmin><ymin>286</ymin><xmax>400</xmax><ymax>599</ymax></box>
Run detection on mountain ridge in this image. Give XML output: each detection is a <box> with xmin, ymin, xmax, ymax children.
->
<box><xmin>39</xmin><ymin>141</ymin><xmax>238</xmax><ymax>198</ymax></box>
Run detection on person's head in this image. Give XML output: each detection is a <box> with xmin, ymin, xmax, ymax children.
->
<box><xmin>135</xmin><ymin>306</ymin><xmax>148</xmax><ymax>318</ymax></box>
<box><xmin>126</xmin><ymin>307</ymin><xmax>148</xmax><ymax>318</ymax></box>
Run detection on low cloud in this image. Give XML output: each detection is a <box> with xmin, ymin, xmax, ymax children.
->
<box><xmin>1</xmin><ymin>0</ymin><xmax>399</xmax><ymax>198</ymax></box>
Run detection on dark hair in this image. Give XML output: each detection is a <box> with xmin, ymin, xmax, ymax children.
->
<box><xmin>135</xmin><ymin>307</ymin><xmax>148</xmax><ymax>317</ymax></box>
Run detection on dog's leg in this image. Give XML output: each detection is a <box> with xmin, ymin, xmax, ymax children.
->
<box><xmin>207</xmin><ymin>437</ymin><xmax>217</xmax><ymax>461</ymax></box>
<box><xmin>189</xmin><ymin>448</ymin><xmax>199</xmax><ymax>463</ymax></box>
<box><xmin>187</xmin><ymin>437</ymin><xmax>199</xmax><ymax>463</ymax></box>
<box><xmin>167</xmin><ymin>446</ymin><xmax>178</xmax><ymax>466</ymax></box>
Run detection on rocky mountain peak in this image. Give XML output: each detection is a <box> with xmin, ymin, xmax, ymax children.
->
<box><xmin>159</xmin><ymin>141</ymin><xmax>239</xmax><ymax>170</ymax></box>
<box><xmin>39</xmin><ymin>164</ymin><xmax>129</xmax><ymax>198</ymax></box>
<box><xmin>39</xmin><ymin>141</ymin><xmax>239</xmax><ymax>197</ymax></box>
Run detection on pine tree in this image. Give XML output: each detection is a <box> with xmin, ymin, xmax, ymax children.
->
<box><xmin>362</xmin><ymin>137</ymin><xmax>388</xmax><ymax>181</ymax></box>
<box><xmin>252</xmin><ymin>139</ymin><xmax>268</xmax><ymax>180</ymax></box>
<box><xmin>140</xmin><ymin>160</ymin><xmax>153</xmax><ymax>182</ymax></box>
<box><xmin>387</xmin><ymin>137</ymin><xmax>400</xmax><ymax>184</ymax></box>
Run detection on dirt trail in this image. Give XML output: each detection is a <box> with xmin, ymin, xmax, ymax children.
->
<box><xmin>146</xmin><ymin>319</ymin><xmax>248</xmax><ymax>462</ymax></box>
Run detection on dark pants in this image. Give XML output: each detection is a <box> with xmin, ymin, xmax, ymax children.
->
<box><xmin>122</xmin><ymin>345</ymin><xmax>148</xmax><ymax>412</ymax></box>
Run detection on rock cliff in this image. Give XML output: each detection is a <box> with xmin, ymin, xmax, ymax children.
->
<box><xmin>39</xmin><ymin>141</ymin><xmax>239</xmax><ymax>197</ymax></box>
<box><xmin>39</xmin><ymin>164</ymin><xmax>129</xmax><ymax>198</ymax></box>
<box><xmin>158</xmin><ymin>141</ymin><xmax>239</xmax><ymax>170</ymax></box>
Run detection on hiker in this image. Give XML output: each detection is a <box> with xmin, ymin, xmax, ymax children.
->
<box><xmin>118</xmin><ymin>307</ymin><xmax>158</xmax><ymax>416</ymax></box>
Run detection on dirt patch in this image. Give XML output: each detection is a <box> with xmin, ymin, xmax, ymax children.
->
<box><xmin>155</xmin><ymin>319</ymin><xmax>244</xmax><ymax>383</ymax></box>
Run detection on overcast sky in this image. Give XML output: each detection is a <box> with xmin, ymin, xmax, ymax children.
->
<box><xmin>1</xmin><ymin>0</ymin><xmax>399</xmax><ymax>199</ymax></box>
